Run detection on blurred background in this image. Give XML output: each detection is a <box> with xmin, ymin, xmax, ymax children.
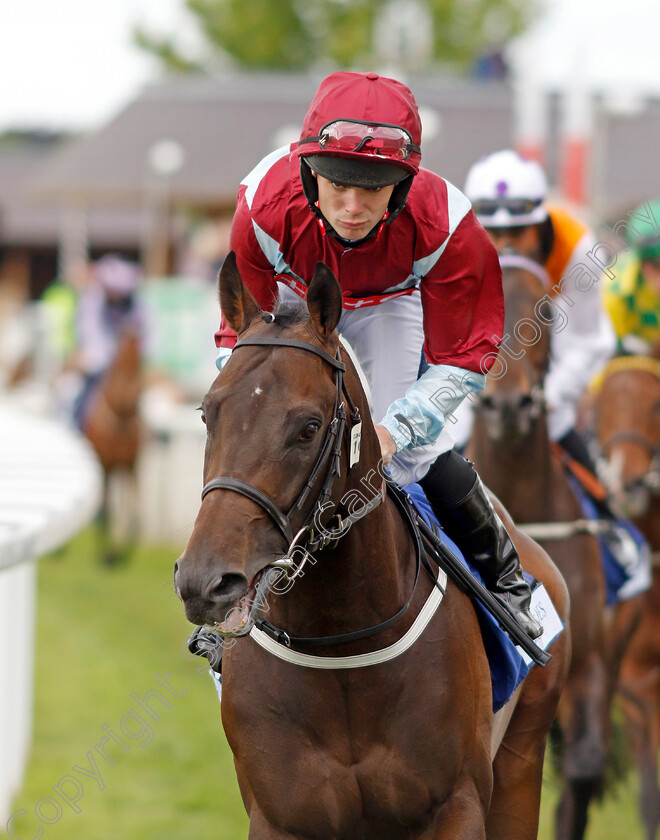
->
<box><xmin>1</xmin><ymin>0</ymin><xmax>659</xmax><ymax>837</ymax></box>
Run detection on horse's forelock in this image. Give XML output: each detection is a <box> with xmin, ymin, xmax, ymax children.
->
<box><xmin>271</xmin><ymin>295</ymin><xmax>309</xmax><ymax>329</ymax></box>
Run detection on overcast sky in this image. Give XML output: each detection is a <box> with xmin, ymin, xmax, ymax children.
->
<box><xmin>0</xmin><ymin>0</ymin><xmax>185</xmax><ymax>131</ymax></box>
<box><xmin>1</xmin><ymin>0</ymin><xmax>660</xmax><ymax>133</ymax></box>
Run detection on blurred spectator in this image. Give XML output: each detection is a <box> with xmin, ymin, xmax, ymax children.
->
<box><xmin>41</xmin><ymin>278</ymin><xmax>77</xmax><ymax>366</ymax></box>
<box><xmin>603</xmin><ymin>199</ymin><xmax>660</xmax><ymax>358</ymax></box>
<box><xmin>472</xmin><ymin>48</ymin><xmax>509</xmax><ymax>81</ymax></box>
<box><xmin>71</xmin><ymin>254</ymin><xmax>144</xmax><ymax>429</ymax></box>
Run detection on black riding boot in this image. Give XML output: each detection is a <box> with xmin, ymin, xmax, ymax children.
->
<box><xmin>420</xmin><ymin>451</ymin><xmax>543</xmax><ymax>640</ymax></box>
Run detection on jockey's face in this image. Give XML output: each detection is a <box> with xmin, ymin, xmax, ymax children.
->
<box><xmin>485</xmin><ymin>224</ymin><xmax>542</xmax><ymax>260</ymax></box>
<box><xmin>314</xmin><ymin>173</ymin><xmax>394</xmax><ymax>241</ymax></box>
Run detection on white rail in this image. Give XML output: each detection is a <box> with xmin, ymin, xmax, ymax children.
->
<box><xmin>0</xmin><ymin>402</ymin><xmax>102</xmax><ymax>824</ymax></box>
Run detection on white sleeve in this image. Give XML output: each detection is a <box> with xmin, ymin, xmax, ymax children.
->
<box><xmin>545</xmin><ymin>230</ymin><xmax>616</xmax><ymax>437</ymax></box>
<box><xmin>379</xmin><ymin>363</ymin><xmax>486</xmax><ymax>452</ymax></box>
<box><xmin>216</xmin><ymin>346</ymin><xmax>232</xmax><ymax>371</ymax></box>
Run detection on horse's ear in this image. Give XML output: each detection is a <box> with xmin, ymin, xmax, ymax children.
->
<box><xmin>218</xmin><ymin>251</ymin><xmax>263</xmax><ymax>334</ymax></box>
<box><xmin>306</xmin><ymin>262</ymin><xmax>342</xmax><ymax>338</ymax></box>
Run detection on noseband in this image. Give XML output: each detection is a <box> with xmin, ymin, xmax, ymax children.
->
<box><xmin>200</xmin><ymin>336</ymin><xmax>362</xmax><ymax>557</ymax></box>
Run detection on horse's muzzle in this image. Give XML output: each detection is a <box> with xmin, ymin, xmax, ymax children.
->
<box><xmin>173</xmin><ymin>558</ymin><xmax>249</xmax><ymax>626</ymax></box>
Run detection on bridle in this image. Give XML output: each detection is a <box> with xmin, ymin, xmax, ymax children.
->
<box><xmin>197</xmin><ymin>333</ymin><xmax>436</xmax><ymax>650</ymax></box>
<box><xmin>200</xmin><ymin>335</ymin><xmax>367</xmax><ymax>569</ymax></box>
<box><xmin>600</xmin><ymin>429</ymin><xmax>660</xmax><ymax>496</ymax></box>
<box><xmin>475</xmin><ymin>255</ymin><xmax>549</xmax><ymax>438</ymax></box>
<box><xmin>192</xmin><ymin>332</ymin><xmax>549</xmax><ymax>664</ymax></box>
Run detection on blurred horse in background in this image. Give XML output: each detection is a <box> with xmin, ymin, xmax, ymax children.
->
<box><xmin>82</xmin><ymin>324</ymin><xmax>142</xmax><ymax>564</ymax></box>
<box><xmin>467</xmin><ymin>255</ymin><xmax>643</xmax><ymax>840</ymax></box>
<box><xmin>593</xmin><ymin>356</ymin><xmax>660</xmax><ymax>840</ymax></box>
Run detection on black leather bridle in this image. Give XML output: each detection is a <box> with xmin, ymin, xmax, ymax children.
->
<box><xmin>198</xmin><ymin>334</ymin><xmax>434</xmax><ymax>650</ymax></box>
<box><xmin>200</xmin><ymin>336</ymin><xmax>361</xmax><ymax>552</ymax></box>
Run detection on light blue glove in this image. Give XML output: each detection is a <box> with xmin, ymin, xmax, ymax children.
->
<box><xmin>216</xmin><ymin>347</ymin><xmax>232</xmax><ymax>371</ymax></box>
<box><xmin>380</xmin><ymin>363</ymin><xmax>486</xmax><ymax>452</ymax></box>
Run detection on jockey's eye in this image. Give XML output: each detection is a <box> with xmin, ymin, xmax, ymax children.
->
<box><xmin>330</xmin><ymin>181</ymin><xmax>383</xmax><ymax>193</ymax></box>
<box><xmin>299</xmin><ymin>420</ymin><xmax>321</xmax><ymax>441</ymax></box>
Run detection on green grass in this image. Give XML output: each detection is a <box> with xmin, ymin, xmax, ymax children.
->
<box><xmin>5</xmin><ymin>528</ymin><xmax>648</xmax><ymax>839</ymax></box>
<box><xmin>6</xmin><ymin>528</ymin><xmax>248</xmax><ymax>840</ymax></box>
<box><xmin>538</xmin><ymin>759</ymin><xmax>644</xmax><ymax>840</ymax></box>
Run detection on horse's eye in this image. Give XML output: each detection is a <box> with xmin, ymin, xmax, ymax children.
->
<box><xmin>201</xmin><ymin>414</ymin><xmax>207</xmax><ymax>426</ymax></box>
<box><xmin>299</xmin><ymin>421</ymin><xmax>320</xmax><ymax>441</ymax></box>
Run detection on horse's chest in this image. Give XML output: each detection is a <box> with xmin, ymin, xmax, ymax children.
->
<box><xmin>222</xmin><ymin>652</ymin><xmax>480</xmax><ymax>837</ymax></box>
<box><xmin>236</xmin><ymin>725</ymin><xmax>439</xmax><ymax>837</ymax></box>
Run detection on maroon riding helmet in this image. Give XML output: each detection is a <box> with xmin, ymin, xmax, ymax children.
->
<box><xmin>295</xmin><ymin>71</ymin><xmax>423</xmax><ymax>226</ymax></box>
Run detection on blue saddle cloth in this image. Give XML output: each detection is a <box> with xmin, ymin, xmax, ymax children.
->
<box><xmin>404</xmin><ymin>483</ymin><xmax>536</xmax><ymax>713</ymax></box>
<box><xmin>565</xmin><ymin>474</ymin><xmax>650</xmax><ymax>605</ymax></box>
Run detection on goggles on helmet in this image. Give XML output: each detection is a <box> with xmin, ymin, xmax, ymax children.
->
<box><xmin>300</xmin><ymin>119</ymin><xmax>420</xmax><ymax>161</ymax></box>
<box><xmin>472</xmin><ymin>197</ymin><xmax>543</xmax><ymax>217</ymax></box>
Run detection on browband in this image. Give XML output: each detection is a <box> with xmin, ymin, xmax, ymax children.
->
<box><xmin>234</xmin><ymin>337</ymin><xmax>346</xmax><ymax>371</ymax></box>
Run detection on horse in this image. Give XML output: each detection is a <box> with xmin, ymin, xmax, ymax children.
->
<box><xmin>82</xmin><ymin>324</ymin><xmax>142</xmax><ymax>563</ymax></box>
<box><xmin>173</xmin><ymin>252</ymin><xmax>570</xmax><ymax>839</ymax></box>
<box><xmin>592</xmin><ymin>356</ymin><xmax>660</xmax><ymax>840</ymax></box>
<box><xmin>465</xmin><ymin>255</ymin><xmax>643</xmax><ymax>840</ymax></box>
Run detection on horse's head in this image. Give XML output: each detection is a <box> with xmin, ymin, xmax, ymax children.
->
<box><xmin>475</xmin><ymin>255</ymin><xmax>551</xmax><ymax>443</ymax></box>
<box><xmin>594</xmin><ymin>358</ymin><xmax>660</xmax><ymax>517</ymax></box>
<box><xmin>174</xmin><ymin>253</ymin><xmax>378</xmax><ymax>634</ymax></box>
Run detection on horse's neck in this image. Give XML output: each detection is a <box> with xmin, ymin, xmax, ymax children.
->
<box><xmin>469</xmin><ymin>414</ymin><xmax>566</xmax><ymax>522</ymax></box>
<box><xmin>268</xmin><ymin>485</ymin><xmax>416</xmax><ymax>638</ymax></box>
<box><xmin>102</xmin><ymin>333</ymin><xmax>141</xmax><ymax>411</ymax></box>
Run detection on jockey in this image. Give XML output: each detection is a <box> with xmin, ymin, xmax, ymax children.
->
<box><xmin>603</xmin><ymin>199</ymin><xmax>660</xmax><ymax>357</ymax></box>
<box><xmin>461</xmin><ymin>149</ymin><xmax>616</xmax><ymax>473</ymax></box>
<box><xmin>462</xmin><ymin>151</ymin><xmax>650</xmax><ymax>581</ymax></box>
<box><xmin>215</xmin><ymin>72</ymin><xmax>542</xmax><ymax>638</ymax></box>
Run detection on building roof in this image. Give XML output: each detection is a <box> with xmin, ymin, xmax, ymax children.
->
<box><xmin>30</xmin><ymin>72</ymin><xmax>514</xmax><ymax>209</ymax></box>
<box><xmin>0</xmin><ymin>134</ymin><xmax>141</xmax><ymax>248</ymax></box>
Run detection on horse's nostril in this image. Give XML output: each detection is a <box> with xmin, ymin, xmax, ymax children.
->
<box><xmin>205</xmin><ymin>573</ymin><xmax>248</xmax><ymax>605</ymax></box>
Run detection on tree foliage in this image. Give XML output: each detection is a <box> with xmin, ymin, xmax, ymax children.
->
<box><xmin>134</xmin><ymin>0</ymin><xmax>540</xmax><ymax>74</ymax></box>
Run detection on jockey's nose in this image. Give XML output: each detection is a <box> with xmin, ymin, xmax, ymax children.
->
<box><xmin>174</xmin><ymin>558</ymin><xmax>248</xmax><ymax>624</ymax></box>
<box><xmin>344</xmin><ymin>187</ymin><xmax>365</xmax><ymax>214</ymax></box>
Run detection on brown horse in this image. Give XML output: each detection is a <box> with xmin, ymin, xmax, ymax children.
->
<box><xmin>82</xmin><ymin>324</ymin><xmax>142</xmax><ymax>563</ymax></box>
<box><xmin>466</xmin><ymin>256</ymin><xmax>643</xmax><ymax>840</ymax></box>
<box><xmin>174</xmin><ymin>253</ymin><xmax>570</xmax><ymax>839</ymax></box>
<box><xmin>593</xmin><ymin>356</ymin><xmax>660</xmax><ymax>840</ymax></box>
